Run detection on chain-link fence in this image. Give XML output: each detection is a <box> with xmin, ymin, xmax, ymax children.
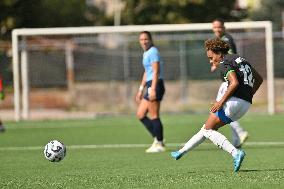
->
<box><xmin>4</xmin><ymin>26</ymin><xmax>284</xmax><ymax>119</ymax></box>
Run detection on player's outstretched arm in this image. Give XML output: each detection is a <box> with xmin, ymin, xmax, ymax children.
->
<box><xmin>210</xmin><ymin>71</ymin><xmax>239</xmax><ymax>113</ymax></box>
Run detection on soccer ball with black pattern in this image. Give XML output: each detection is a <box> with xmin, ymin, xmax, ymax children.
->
<box><xmin>44</xmin><ymin>140</ymin><xmax>66</xmax><ymax>162</ymax></box>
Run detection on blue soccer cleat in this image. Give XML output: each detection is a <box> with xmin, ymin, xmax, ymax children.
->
<box><xmin>233</xmin><ymin>150</ymin><xmax>246</xmax><ymax>172</ymax></box>
<box><xmin>170</xmin><ymin>151</ymin><xmax>184</xmax><ymax>160</ymax></box>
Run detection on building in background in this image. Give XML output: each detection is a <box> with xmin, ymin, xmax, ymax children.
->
<box><xmin>86</xmin><ymin>0</ymin><xmax>125</xmax><ymax>25</ymax></box>
<box><xmin>236</xmin><ymin>0</ymin><xmax>261</xmax><ymax>10</ymax></box>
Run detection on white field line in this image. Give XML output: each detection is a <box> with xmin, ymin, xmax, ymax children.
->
<box><xmin>0</xmin><ymin>142</ymin><xmax>284</xmax><ymax>151</ymax></box>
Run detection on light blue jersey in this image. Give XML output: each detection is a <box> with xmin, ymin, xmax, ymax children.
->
<box><xmin>142</xmin><ymin>46</ymin><xmax>163</xmax><ymax>82</ymax></box>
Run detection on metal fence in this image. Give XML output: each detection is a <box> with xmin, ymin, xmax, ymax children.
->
<box><xmin>21</xmin><ymin>30</ymin><xmax>273</xmax><ymax>88</ymax></box>
<box><xmin>4</xmin><ymin>27</ymin><xmax>284</xmax><ymax>119</ymax></box>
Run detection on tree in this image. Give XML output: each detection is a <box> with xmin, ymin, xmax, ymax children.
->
<box><xmin>121</xmin><ymin>0</ymin><xmax>240</xmax><ymax>25</ymax></box>
<box><xmin>0</xmin><ymin>0</ymin><xmax>108</xmax><ymax>40</ymax></box>
<box><xmin>250</xmin><ymin>0</ymin><xmax>284</xmax><ymax>30</ymax></box>
<box><xmin>0</xmin><ymin>0</ymin><xmax>16</xmax><ymax>39</ymax></box>
<box><xmin>13</xmin><ymin>0</ymin><xmax>105</xmax><ymax>28</ymax></box>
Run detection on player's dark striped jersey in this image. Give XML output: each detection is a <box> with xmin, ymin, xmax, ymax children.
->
<box><xmin>221</xmin><ymin>33</ymin><xmax>237</xmax><ymax>54</ymax></box>
<box><xmin>219</xmin><ymin>54</ymin><xmax>254</xmax><ymax>103</ymax></box>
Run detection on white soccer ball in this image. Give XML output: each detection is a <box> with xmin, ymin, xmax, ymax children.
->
<box><xmin>44</xmin><ymin>140</ymin><xmax>66</xmax><ymax>162</ymax></box>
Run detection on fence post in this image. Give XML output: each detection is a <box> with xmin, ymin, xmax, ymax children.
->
<box><xmin>21</xmin><ymin>38</ymin><xmax>29</xmax><ymax>120</ymax></box>
<box><xmin>123</xmin><ymin>43</ymin><xmax>131</xmax><ymax>107</ymax></box>
<box><xmin>179</xmin><ymin>40</ymin><xmax>188</xmax><ymax>103</ymax></box>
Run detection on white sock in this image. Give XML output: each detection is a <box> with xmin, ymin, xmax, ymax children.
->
<box><xmin>230</xmin><ymin>125</ymin><xmax>240</xmax><ymax>146</ymax></box>
<box><xmin>230</xmin><ymin>121</ymin><xmax>245</xmax><ymax>135</ymax></box>
<box><xmin>203</xmin><ymin>128</ymin><xmax>238</xmax><ymax>157</ymax></box>
<box><xmin>179</xmin><ymin>126</ymin><xmax>206</xmax><ymax>154</ymax></box>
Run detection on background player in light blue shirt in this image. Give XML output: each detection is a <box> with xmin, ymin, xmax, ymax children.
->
<box><xmin>142</xmin><ymin>46</ymin><xmax>164</xmax><ymax>82</ymax></box>
<box><xmin>135</xmin><ymin>31</ymin><xmax>166</xmax><ymax>153</ymax></box>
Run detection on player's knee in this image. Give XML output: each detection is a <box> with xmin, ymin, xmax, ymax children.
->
<box><xmin>202</xmin><ymin>129</ymin><xmax>211</xmax><ymax>139</ymax></box>
<box><xmin>202</xmin><ymin>124</ymin><xmax>212</xmax><ymax>130</ymax></box>
<box><xmin>136</xmin><ymin>111</ymin><xmax>145</xmax><ymax>120</ymax></box>
<box><xmin>201</xmin><ymin>124</ymin><xmax>213</xmax><ymax>138</ymax></box>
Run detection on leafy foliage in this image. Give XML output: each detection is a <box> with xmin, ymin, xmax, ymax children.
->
<box><xmin>250</xmin><ymin>0</ymin><xmax>284</xmax><ymax>30</ymax></box>
<box><xmin>4</xmin><ymin>0</ymin><xmax>282</xmax><ymax>39</ymax></box>
<box><xmin>122</xmin><ymin>0</ymin><xmax>239</xmax><ymax>25</ymax></box>
<box><xmin>0</xmin><ymin>0</ymin><xmax>105</xmax><ymax>39</ymax></box>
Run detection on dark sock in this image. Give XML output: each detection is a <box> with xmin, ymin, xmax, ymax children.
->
<box><xmin>0</xmin><ymin>123</ymin><xmax>5</xmax><ymax>132</ymax></box>
<box><xmin>152</xmin><ymin>118</ymin><xmax>163</xmax><ymax>142</ymax></box>
<box><xmin>140</xmin><ymin>117</ymin><xmax>155</xmax><ymax>137</ymax></box>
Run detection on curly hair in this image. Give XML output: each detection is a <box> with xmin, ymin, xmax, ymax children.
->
<box><xmin>204</xmin><ymin>38</ymin><xmax>229</xmax><ymax>54</ymax></box>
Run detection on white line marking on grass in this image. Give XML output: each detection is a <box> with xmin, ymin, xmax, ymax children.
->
<box><xmin>1</xmin><ymin>142</ymin><xmax>284</xmax><ymax>151</ymax></box>
<box><xmin>6</xmin><ymin>124</ymin><xmax>93</xmax><ymax>129</ymax></box>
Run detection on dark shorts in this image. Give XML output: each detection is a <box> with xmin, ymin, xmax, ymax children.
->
<box><xmin>144</xmin><ymin>79</ymin><xmax>165</xmax><ymax>101</ymax></box>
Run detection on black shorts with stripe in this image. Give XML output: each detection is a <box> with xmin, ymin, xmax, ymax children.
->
<box><xmin>144</xmin><ymin>79</ymin><xmax>165</xmax><ymax>101</ymax></box>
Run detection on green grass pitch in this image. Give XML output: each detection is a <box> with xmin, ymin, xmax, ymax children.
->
<box><xmin>0</xmin><ymin>114</ymin><xmax>284</xmax><ymax>188</ymax></box>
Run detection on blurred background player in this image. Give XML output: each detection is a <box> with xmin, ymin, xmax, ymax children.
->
<box><xmin>171</xmin><ymin>38</ymin><xmax>263</xmax><ymax>172</ymax></box>
<box><xmin>0</xmin><ymin>75</ymin><xmax>5</xmax><ymax>132</ymax></box>
<box><xmin>212</xmin><ymin>18</ymin><xmax>248</xmax><ymax>148</ymax></box>
<box><xmin>212</xmin><ymin>18</ymin><xmax>236</xmax><ymax>55</ymax></box>
<box><xmin>135</xmin><ymin>31</ymin><xmax>166</xmax><ymax>153</ymax></box>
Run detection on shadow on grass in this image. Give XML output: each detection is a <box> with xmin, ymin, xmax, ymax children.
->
<box><xmin>167</xmin><ymin>143</ymin><xmax>283</xmax><ymax>152</ymax></box>
<box><xmin>185</xmin><ymin>168</ymin><xmax>284</xmax><ymax>174</ymax></box>
<box><xmin>239</xmin><ymin>168</ymin><xmax>284</xmax><ymax>173</ymax></box>
<box><xmin>240</xmin><ymin>145</ymin><xmax>284</xmax><ymax>150</ymax></box>
<box><xmin>167</xmin><ymin>147</ymin><xmax>220</xmax><ymax>152</ymax></box>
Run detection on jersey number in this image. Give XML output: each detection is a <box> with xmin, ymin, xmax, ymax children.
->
<box><xmin>239</xmin><ymin>64</ymin><xmax>254</xmax><ymax>87</ymax></box>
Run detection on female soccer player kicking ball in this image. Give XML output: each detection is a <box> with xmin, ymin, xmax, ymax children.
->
<box><xmin>212</xmin><ymin>18</ymin><xmax>249</xmax><ymax>148</ymax></box>
<box><xmin>170</xmin><ymin>38</ymin><xmax>263</xmax><ymax>172</ymax></box>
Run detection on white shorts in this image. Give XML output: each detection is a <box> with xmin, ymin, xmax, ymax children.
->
<box><xmin>223</xmin><ymin>97</ymin><xmax>251</xmax><ymax>122</ymax></box>
<box><xmin>216</xmin><ymin>82</ymin><xmax>228</xmax><ymax>102</ymax></box>
<box><xmin>215</xmin><ymin>82</ymin><xmax>251</xmax><ymax>123</ymax></box>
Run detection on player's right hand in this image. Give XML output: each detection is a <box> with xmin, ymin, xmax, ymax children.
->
<box><xmin>210</xmin><ymin>101</ymin><xmax>222</xmax><ymax>113</ymax></box>
<box><xmin>135</xmin><ymin>91</ymin><xmax>143</xmax><ymax>104</ymax></box>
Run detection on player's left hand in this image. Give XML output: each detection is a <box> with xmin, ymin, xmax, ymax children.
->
<box><xmin>210</xmin><ymin>101</ymin><xmax>222</xmax><ymax>113</ymax></box>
